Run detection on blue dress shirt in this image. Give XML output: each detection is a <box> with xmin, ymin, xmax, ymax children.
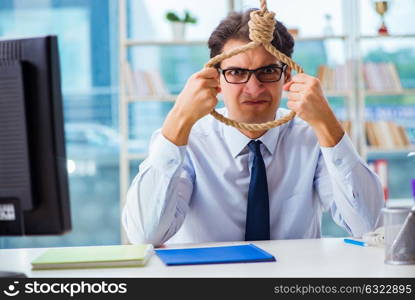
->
<box><xmin>122</xmin><ymin>108</ymin><xmax>384</xmax><ymax>246</ymax></box>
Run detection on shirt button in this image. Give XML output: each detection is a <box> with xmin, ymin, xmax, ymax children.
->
<box><xmin>334</xmin><ymin>158</ymin><xmax>342</xmax><ymax>166</ymax></box>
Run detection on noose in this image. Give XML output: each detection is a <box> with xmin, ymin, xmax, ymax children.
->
<box><xmin>204</xmin><ymin>0</ymin><xmax>304</xmax><ymax>132</ymax></box>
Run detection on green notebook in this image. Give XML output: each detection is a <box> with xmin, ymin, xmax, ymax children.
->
<box><xmin>31</xmin><ymin>244</ymin><xmax>153</xmax><ymax>270</ymax></box>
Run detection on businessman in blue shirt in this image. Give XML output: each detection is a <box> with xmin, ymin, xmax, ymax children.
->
<box><xmin>123</xmin><ymin>9</ymin><xmax>384</xmax><ymax>246</ymax></box>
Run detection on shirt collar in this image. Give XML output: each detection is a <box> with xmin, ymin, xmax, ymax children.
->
<box><xmin>221</xmin><ymin>108</ymin><xmax>281</xmax><ymax>158</ymax></box>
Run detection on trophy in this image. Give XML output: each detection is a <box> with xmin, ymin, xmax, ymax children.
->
<box><xmin>373</xmin><ymin>1</ymin><xmax>390</xmax><ymax>35</ymax></box>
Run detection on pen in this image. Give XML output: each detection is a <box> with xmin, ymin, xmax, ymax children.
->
<box><xmin>343</xmin><ymin>238</ymin><xmax>367</xmax><ymax>247</ymax></box>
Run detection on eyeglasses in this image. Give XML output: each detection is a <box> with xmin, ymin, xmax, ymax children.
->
<box><xmin>217</xmin><ymin>64</ymin><xmax>287</xmax><ymax>84</ymax></box>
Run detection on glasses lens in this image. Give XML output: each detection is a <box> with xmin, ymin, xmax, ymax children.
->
<box><xmin>256</xmin><ymin>66</ymin><xmax>282</xmax><ymax>82</ymax></box>
<box><xmin>224</xmin><ymin>69</ymin><xmax>249</xmax><ymax>83</ymax></box>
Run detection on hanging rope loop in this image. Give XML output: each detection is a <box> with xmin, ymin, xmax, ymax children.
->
<box><xmin>202</xmin><ymin>0</ymin><xmax>305</xmax><ymax>132</ymax></box>
<box><xmin>248</xmin><ymin>9</ymin><xmax>276</xmax><ymax>44</ymax></box>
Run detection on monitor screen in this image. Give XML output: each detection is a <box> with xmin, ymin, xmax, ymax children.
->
<box><xmin>0</xmin><ymin>35</ymin><xmax>71</xmax><ymax>235</ymax></box>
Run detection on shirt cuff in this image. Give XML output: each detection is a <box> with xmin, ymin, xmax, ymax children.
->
<box><xmin>147</xmin><ymin>132</ymin><xmax>187</xmax><ymax>176</ymax></box>
<box><xmin>320</xmin><ymin>133</ymin><xmax>361</xmax><ymax>176</ymax></box>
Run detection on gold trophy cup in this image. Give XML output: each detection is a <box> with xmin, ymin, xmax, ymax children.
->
<box><xmin>374</xmin><ymin>1</ymin><xmax>390</xmax><ymax>35</ymax></box>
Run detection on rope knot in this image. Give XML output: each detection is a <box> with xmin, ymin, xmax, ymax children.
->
<box><xmin>248</xmin><ymin>9</ymin><xmax>276</xmax><ymax>44</ymax></box>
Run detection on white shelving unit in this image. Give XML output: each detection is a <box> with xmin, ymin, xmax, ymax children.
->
<box><xmin>357</xmin><ymin>35</ymin><xmax>415</xmax><ymax>158</ymax></box>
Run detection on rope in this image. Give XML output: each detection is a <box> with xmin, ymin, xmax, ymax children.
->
<box><xmin>204</xmin><ymin>0</ymin><xmax>304</xmax><ymax>132</ymax></box>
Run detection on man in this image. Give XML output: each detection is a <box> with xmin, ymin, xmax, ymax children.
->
<box><xmin>122</xmin><ymin>9</ymin><xmax>384</xmax><ymax>246</ymax></box>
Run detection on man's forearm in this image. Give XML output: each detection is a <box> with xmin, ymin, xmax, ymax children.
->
<box><xmin>311</xmin><ymin>114</ymin><xmax>345</xmax><ymax>147</ymax></box>
<box><xmin>318</xmin><ymin>133</ymin><xmax>384</xmax><ymax>237</ymax></box>
<box><xmin>162</xmin><ymin>107</ymin><xmax>196</xmax><ymax>146</ymax></box>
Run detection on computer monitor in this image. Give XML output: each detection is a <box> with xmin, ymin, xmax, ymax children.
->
<box><xmin>0</xmin><ymin>35</ymin><xmax>71</xmax><ymax>237</ymax></box>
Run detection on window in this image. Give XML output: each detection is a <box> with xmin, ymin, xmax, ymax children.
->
<box><xmin>0</xmin><ymin>0</ymin><xmax>120</xmax><ymax>248</ymax></box>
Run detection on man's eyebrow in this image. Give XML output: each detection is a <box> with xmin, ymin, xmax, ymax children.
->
<box><xmin>221</xmin><ymin>65</ymin><xmax>248</xmax><ymax>70</ymax></box>
<box><xmin>222</xmin><ymin>63</ymin><xmax>282</xmax><ymax>70</ymax></box>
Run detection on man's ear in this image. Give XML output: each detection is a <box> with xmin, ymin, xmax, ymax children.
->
<box><xmin>284</xmin><ymin>67</ymin><xmax>292</xmax><ymax>83</ymax></box>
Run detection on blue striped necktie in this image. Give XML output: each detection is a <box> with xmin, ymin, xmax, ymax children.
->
<box><xmin>245</xmin><ymin>140</ymin><xmax>270</xmax><ymax>241</ymax></box>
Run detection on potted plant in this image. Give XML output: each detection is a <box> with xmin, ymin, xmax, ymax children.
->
<box><xmin>165</xmin><ymin>10</ymin><xmax>197</xmax><ymax>41</ymax></box>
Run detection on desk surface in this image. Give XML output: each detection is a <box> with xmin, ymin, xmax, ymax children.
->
<box><xmin>1</xmin><ymin>238</ymin><xmax>414</xmax><ymax>278</ymax></box>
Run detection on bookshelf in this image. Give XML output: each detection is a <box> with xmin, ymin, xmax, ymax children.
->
<box><xmin>355</xmin><ymin>1</ymin><xmax>415</xmax><ymax>203</ymax></box>
<box><xmin>358</xmin><ymin>33</ymin><xmax>415</xmax><ymax>156</ymax></box>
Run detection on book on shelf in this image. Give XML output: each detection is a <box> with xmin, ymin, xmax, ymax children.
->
<box><xmin>124</xmin><ymin>62</ymin><xmax>170</xmax><ymax>98</ymax></box>
<box><xmin>317</xmin><ymin>62</ymin><xmax>403</xmax><ymax>92</ymax></box>
<box><xmin>365</xmin><ymin>121</ymin><xmax>411</xmax><ymax>148</ymax></box>
<box><xmin>124</xmin><ymin>62</ymin><xmax>139</xmax><ymax>97</ymax></box>
<box><xmin>362</xmin><ymin>62</ymin><xmax>402</xmax><ymax>91</ymax></box>
<box><xmin>367</xmin><ymin>159</ymin><xmax>388</xmax><ymax>201</ymax></box>
<box><xmin>317</xmin><ymin>64</ymin><xmax>350</xmax><ymax>91</ymax></box>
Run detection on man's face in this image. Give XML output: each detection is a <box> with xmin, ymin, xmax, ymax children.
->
<box><xmin>219</xmin><ymin>39</ymin><xmax>291</xmax><ymax>124</ymax></box>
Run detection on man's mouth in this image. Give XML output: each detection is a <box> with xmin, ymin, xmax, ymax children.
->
<box><xmin>242</xmin><ymin>100</ymin><xmax>269</xmax><ymax>105</ymax></box>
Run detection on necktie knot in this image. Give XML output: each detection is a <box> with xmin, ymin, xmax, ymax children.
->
<box><xmin>248</xmin><ymin>140</ymin><xmax>262</xmax><ymax>156</ymax></box>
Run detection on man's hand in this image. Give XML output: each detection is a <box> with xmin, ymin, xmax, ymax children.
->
<box><xmin>162</xmin><ymin>67</ymin><xmax>220</xmax><ymax>146</ymax></box>
<box><xmin>173</xmin><ymin>67</ymin><xmax>220</xmax><ymax>124</ymax></box>
<box><xmin>283</xmin><ymin>73</ymin><xmax>345</xmax><ymax>147</ymax></box>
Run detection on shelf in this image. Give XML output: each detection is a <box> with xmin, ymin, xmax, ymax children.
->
<box><xmin>294</xmin><ymin>35</ymin><xmax>347</xmax><ymax>41</ymax></box>
<box><xmin>124</xmin><ymin>40</ymin><xmax>207</xmax><ymax>47</ymax></box>
<box><xmin>126</xmin><ymin>94</ymin><xmax>226</xmax><ymax>103</ymax></box>
<box><xmin>126</xmin><ymin>95</ymin><xmax>177</xmax><ymax>102</ymax></box>
<box><xmin>126</xmin><ymin>153</ymin><xmax>147</xmax><ymax>161</ymax></box>
<box><xmin>360</xmin><ymin>34</ymin><xmax>415</xmax><ymax>39</ymax></box>
<box><xmin>281</xmin><ymin>90</ymin><xmax>351</xmax><ymax>99</ymax></box>
<box><xmin>123</xmin><ymin>35</ymin><xmax>347</xmax><ymax>47</ymax></box>
<box><xmin>366</xmin><ymin>146</ymin><xmax>415</xmax><ymax>156</ymax></box>
<box><xmin>365</xmin><ymin>89</ymin><xmax>415</xmax><ymax>96</ymax></box>
<box><xmin>324</xmin><ymin>90</ymin><xmax>352</xmax><ymax>97</ymax></box>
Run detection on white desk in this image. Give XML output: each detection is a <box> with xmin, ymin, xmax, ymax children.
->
<box><xmin>1</xmin><ymin>238</ymin><xmax>414</xmax><ymax>278</ymax></box>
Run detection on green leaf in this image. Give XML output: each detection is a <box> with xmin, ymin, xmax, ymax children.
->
<box><xmin>165</xmin><ymin>11</ymin><xmax>181</xmax><ymax>22</ymax></box>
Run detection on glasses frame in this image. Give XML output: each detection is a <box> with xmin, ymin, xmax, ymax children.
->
<box><xmin>217</xmin><ymin>63</ymin><xmax>287</xmax><ymax>84</ymax></box>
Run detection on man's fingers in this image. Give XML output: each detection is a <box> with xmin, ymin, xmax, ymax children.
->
<box><xmin>196</xmin><ymin>67</ymin><xmax>219</xmax><ymax>79</ymax></box>
<box><xmin>287</xmin><ymin>92</ymin><xmax>301</xmax><ymax>102</ymax></box>
<box><xmin>283</xmin><ymin>81</ymin><xmax>294</xmax><ymax>91</ymax></box>
<box><xmin>287</xmin><ymin>83</ymin><xmax>306</xmax><ymax>93</ymax></box>
<box><xmin>291</xmin><ymin>73</ymin><xmax>311</xmax><ymax>83</ymax></box>
<box><xmin>287</xmin><ymin>99</ymin><xmax>299</xmax><ymax>111</ymax></box>
<box><xmin>202</xmin><ymin>78</ymin><xmax>220</xmax><ymax>88</ymax></box>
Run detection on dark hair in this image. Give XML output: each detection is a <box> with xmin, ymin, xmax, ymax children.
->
<box><xmin>208</xmin><ymin>9</ymin><xmax>294</xmax><ymax>66</ymax></box>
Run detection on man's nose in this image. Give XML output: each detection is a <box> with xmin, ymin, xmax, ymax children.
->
<box><xmin>243</xmin><ymin>73</ymin><xmax>267</xmax><ymax>96</ymax></box>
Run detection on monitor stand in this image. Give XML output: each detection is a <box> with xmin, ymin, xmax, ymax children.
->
<box><xmin>0</xmin><ymin>271</ymin><xmax>27</xmax><ymax>278</ymax></box>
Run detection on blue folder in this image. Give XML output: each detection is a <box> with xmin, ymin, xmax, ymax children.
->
<box><xmin>155</xmin><ymin>243</ymin><xmax>276</xmax><ymax>266</ymax></box>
